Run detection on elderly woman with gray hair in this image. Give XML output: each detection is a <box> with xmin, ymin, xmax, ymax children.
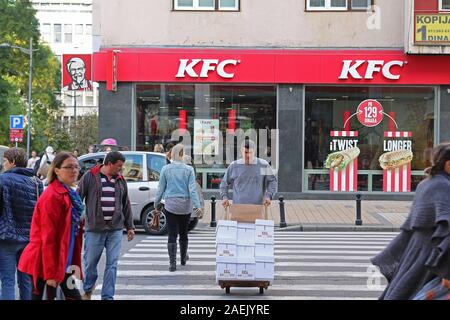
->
<box><xmin>154</xmin><ymin>144</ymin><xmax>202</xmax><ymax>272</ymax></box>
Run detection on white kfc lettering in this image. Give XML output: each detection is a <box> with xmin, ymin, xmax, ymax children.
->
<box><xmin>176</xmin><ymin>59</ymin><xmax>239</xmax><ymax>78</ymax></box>
<box><xmin>365</xmin><ymin>60</ymin><xmax>384</xmax><ymax>79</ymax></box>
<box><xmin>339</xmin><ymin>60</ymin><xmax>365</xmax><ymax>79</ymax></box>
<box><xmin>339</xmin><ymin>60</ymin><xmax>404</xmax><ymax>80</ymax></box>
<box><xmin>382</xmin><ymin>60</ymin><xmax>404</xmax><ymax>80</ymax></box>
<box><xmin>176</xmin><ymin>59</ymin><xmax>202</xmax><ymax>78</ymax></box>
<box><xmin>217</xmin><ymin>59</ymin><xmax>239</xmax><ymax>78</ymax></box>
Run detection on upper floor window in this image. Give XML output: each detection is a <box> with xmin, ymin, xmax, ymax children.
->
<box><xmin>440</xmin><ymin>0</ymin><xmax>450</xmax><ymax>11</ymax></box>
<box><xmin>41</xmin><ymin>23</ymin><xmax>51</xmax><ymax>43</ymax></box>
<box><xmin>86</xmin><ymin>24</ymin><xmax>92</xmax><ymax>35</ymax></box>
<box><xmin>54</xmin><ymin>24</ymin><xmax>62</xmax><ymax>43</ymax></box>
<box><xmin>75</xmin><ymin>24</ymin><xmax>83</xmax><ymax>35</ymax></box>
<box><xmin>307</xmin><ymin>0</ymin><xmax>371</xmax><ymax>11</ymax></box>
<box><xmin>351</xmin><ymin>0</ymin><xmax>371</xmax><ymax>10</ymax></box>
<box><xmin>64</xmin><ymin>24</ymin><xmax>72</xmax><ymax>43</ymax></box>
<box><xmin>174</xmin><ymin>0</ymin><xmax>239</xmax><ymax>11</ymax></box>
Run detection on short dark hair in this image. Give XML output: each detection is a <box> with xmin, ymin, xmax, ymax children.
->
<box><xmin>4</xmin><ymin>147</ymin><xmax>27</xmax><ymax>168</ymax></box>
<box><xmin>241</xmin><ymin>139</ymin><xmax>256</xmax><ymax>150</ymax></box>
<box><xmin>104</xmin><ymin>151</ymin><xmax>125</xmax><ymax>165</ymax></box>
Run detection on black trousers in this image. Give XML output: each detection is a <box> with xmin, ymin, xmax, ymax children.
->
<box><xmin>164</xmin><ymin>209</ymin><xmax>191</xmax><ymax>244</ymax></box>
<box><xmin>32</xmin><ymin>273</ymin><xmax>81</xmax><ymax>300</ymax></box>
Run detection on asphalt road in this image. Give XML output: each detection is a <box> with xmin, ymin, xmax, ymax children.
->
<box><xmin>88</xmin><ymin>225</ymin><xmax>395</xmax><ymax>300</ymax></box>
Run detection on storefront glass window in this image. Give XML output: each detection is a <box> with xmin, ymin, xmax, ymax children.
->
<box><xmin>136</xmin><ymin>84</ymin><xmax>276</xmax><ymax>188</ymax></box>
<box><xmin>304</xmin><ymin>86</ymin><xmax>435</xmax><ymax>192</ymax></box>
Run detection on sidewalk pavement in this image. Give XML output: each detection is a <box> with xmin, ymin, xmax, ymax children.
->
<box><xmin>198</xmin><ymin>199</ymin><xmax>412</xmax><ymax>232</ymax></box>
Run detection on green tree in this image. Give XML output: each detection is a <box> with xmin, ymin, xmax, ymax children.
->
<box><xmin>0</xmin><ymin>0</ymin><xmax>63</xmax><ymax>153</ymax></box>
<box><xmin>72</xmin><ymin>110</ymin><xmax>99</xmax><ymax>155</ymax></box>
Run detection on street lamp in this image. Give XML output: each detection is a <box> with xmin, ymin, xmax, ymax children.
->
<box><xmin>64</xmin><ymin>90</ymin><xmax>79</xmax><ymax>139</ymax></box>
<box><xmin>0</xmin><ymin>37</ymin><xmax>37</xmax><ymax>157</ymax></box>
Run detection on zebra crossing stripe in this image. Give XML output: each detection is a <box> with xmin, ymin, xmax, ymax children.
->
<box><xmin>121</xmin><ymin>254</ymin><xmax>376</xmax><ymax>261</ymax></box>
<box><xmin>137</xmin><ymin>239</ymin><xmax>390</xmax><ymax>247</ymax></box>
<box><xmin>116</xmin><ymin>270</ymin><xmax>377</xmax><ymax>278</ymax></box>
<box><xmin>130</xmin><ymin>248</ymin><xmax>384</xmax><ymax>253</ymax></box>
<box><xmin>123</xmin><ymin>250</ymin><xmax>381</xmax><ymax>258</ymax></box>
<box><xmin>137</xmin><ymin>240</ymin><xmax>392</xmax><ymax>246</ymax></box>
<box><xmin>96</xmin><ymin>283</ymin><xmax>382</xmax><ymax>292</ymax></box>
<box><xmin>148</xmin><ymin>232</ymin><xmax>398</xmax><ymax>237</ymax></box>
<box><xmin>118</xmin><ymin>260</ymin><xmax>373</xmax><ymax>268</ymax></box>
<box><xmin>91</xmin><ymin>295</ymin><xmax>376</xmax><ymax>300</ymax></box>
<box><xmin>132</xmin><ymin>245</ymin><xmax>387</xmax><ymax>250</ymax></box>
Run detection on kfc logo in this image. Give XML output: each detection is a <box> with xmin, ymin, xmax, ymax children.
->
<box><xmin>62</xmin><ymin>54</ymin><xmax>93</xmax><ymax>91</ymax></box>
<box><xmin>339</xmin><ymin>60</ymin><xmax>405</xmax><ymax>80</ymax></box>
<box><xmin>176</xmin><ymin>59</ymin><xmax>240</xmax><ymax>79</ymax></box>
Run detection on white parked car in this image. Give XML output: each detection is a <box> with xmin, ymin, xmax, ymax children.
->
<box><xmin>77</xmin><ymin>151</ymin><xmax>203</xmax><ymax>235</ymax></box>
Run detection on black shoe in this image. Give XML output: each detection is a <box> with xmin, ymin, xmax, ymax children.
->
<box><xmin>180</xmin><ymin>240</ymin><xmax>189</xmax><ymax>266</ymax></box>
<box><xmin>167</xmin><ymin>243</ymin><xmax>177</xmax><ymax>272</ymax></box>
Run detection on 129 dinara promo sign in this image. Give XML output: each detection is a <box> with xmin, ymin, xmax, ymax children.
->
<box><xmin>356</xmin><ymin>99</ymin><xmax>384</xmax><ymax>127</ymax></box>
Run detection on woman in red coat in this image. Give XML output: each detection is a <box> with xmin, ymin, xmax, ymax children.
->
<box><xmin>18</xmin><ymin>152</ymin><xmax>84</xmax><ymax>300</ymax></box>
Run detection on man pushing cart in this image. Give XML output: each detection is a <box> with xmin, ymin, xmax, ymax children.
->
<box><xmin>217</xmin><ymin>140</ymin><xmax>277</xmax><ymax>294</ymax></box>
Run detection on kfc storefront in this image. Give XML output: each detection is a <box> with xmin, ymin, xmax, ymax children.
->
<box><xmin>93</xmin><ymin>48</ymin><xmax>450</xmax><ymax>198</ymax></box>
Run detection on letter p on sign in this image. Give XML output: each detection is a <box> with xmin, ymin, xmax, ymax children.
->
<box><xmin>10</xmin><ymin>115</ymin><xmax>24</xmax><ymax>129</ymax></box>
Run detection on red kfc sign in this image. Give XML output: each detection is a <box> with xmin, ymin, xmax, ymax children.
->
<box><xmin>62</xmin><ymin>54</ymin><xmax>93</xmax><ymax>91</ymax></box>
<box><xmin>175</xmin><ymin>59</ymin><xmax>240</xmax><ymax>79</ymax></box>
<box><xmin>338</xmin><ymin>60</ymin><xmax>405</xmax><ymax>80</ymax></box>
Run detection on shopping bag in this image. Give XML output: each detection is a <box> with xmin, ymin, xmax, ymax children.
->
<box><xmin>150</xmin><ymin>210</ymin><xmax>160</xmax><ymax>231</ymax></box>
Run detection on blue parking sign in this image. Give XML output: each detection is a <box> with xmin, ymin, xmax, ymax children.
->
<box><xmin>10</xmin><ymin>115</ymin><xmax>24</xmax><ymax>129</ymax></box>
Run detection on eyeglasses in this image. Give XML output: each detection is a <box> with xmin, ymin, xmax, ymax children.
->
<box><xmin>60</xmin><ymin>165</ymin><xmax>80</xmax><ymax>171</ymax></box>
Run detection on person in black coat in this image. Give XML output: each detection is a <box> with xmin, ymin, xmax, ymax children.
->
<box><xmin>0</xmin><ymin>148</ymin><xmax>43</xmax><ymax>300</ymax></box>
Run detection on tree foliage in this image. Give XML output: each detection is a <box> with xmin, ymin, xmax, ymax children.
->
<box><xmin>0</xmin><ymin>0</ymin><xmax>63</xmax><ymax>153</ymax></box>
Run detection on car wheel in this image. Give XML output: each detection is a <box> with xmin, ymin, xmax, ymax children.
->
<box><xmin>188</xmin><ymin>217</ymin><xmax>198</xmax><ymax>231</ymax></box>
<box><xmin>142</xmin><ymin>206</ymin><xmax>168</xmax><ymax>235</ymax></box>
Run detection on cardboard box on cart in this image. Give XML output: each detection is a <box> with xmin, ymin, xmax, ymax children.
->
<box><xmin>227</xmin><ymin>204</ymin><xmax>267</xmax><ymax>222</ymax></box>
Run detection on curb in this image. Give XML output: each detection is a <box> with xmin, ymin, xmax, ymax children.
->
<box><xmin>274</xmin><ymin>224</ymin><xmax>400</xmax><ymax>232</ymax></box>
<box><xmin>197</xmin><ymin>223</ymin><xmax>400</xmax><ymax>232</ymax></box>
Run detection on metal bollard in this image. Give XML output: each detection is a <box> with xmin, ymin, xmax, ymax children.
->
<box><xmin>210</xmin><ymin>196</ymin><xmax>217</xmax><ymax>228</ymax></box>
<box><xmin>355</xmin><ymin>193</ymin><xmax>363</xmax><ymax>226</ymax></box>
<box><xmin>279</xmin><ymin>196</ymin><xmax>287</xmax><ymax>228</ymax></box>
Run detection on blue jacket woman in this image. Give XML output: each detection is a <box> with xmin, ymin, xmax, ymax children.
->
<box><xmin>0</xmin><ymin>148</ymin><xmax>43</xmax><ymax>300</ymax></box>
<box><xmin>154</xmin><ymin>144</ymin><xmax>201</xmax><ymax>272</ymax></box>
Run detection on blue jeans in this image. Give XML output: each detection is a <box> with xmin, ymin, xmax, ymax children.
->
<box><xmin>0</xmin><ymin>240</ymin><xmax>32</xmax><ymax>300</ymax></box>
<box><xmin>83</xmin><ymin>230</ymin><xmax>122</xmax><ymax>300</ymax></box>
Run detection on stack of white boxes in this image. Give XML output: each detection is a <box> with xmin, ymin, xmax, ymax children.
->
<box><xmin>216</xmin><ymin>219</ymin><xmax>274</xmax><ymax>283</ymax></box>
<box><xmin>216</xmin><ymin>220</ymin><xmax>238</xmax><ymax>281</ymax></box>
<box><xmin>254</xmin><ymin>219</ymin><xmax>275</xmax><ymax>281</ymax></box>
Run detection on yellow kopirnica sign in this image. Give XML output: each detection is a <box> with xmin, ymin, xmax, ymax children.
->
<box><xmin>415</xmin><ymin>14</ymin><xmax>450</xmax><ymax>43</ymax></box>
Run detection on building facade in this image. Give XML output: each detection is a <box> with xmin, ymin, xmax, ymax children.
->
<box><xmin>91</xmin><ymin>0</ymin><xmax>450</xmax><ymax>199</ymax></box>
<box><xmin>31</xmin><ymin>0</ymin><xmax>98</xmax><ymax>124</ymax></box>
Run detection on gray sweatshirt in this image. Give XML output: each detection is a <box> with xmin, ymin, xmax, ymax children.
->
<box><xmin>220</xmin><ymin>157</ymin><xmax>277</xmax><ymax>205</ymax></box>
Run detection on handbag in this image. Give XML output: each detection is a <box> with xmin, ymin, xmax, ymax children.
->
<box><xmin>149</xmin><ymin>210</ymin><xmax>160</xmax><ymax>231</ymax></box>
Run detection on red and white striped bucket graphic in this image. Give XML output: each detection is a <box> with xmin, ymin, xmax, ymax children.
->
<box><xmin>384</xmin><ymin>131</ymin><xmax>412</xmax><ymax>138</ymax></box>
<box><xmin>383</xmin><ymin>163</ymin><xmax>411</xmax><ymax>192</ymax></box>
<box><xmin>330</xmin><ymin>158</ymin><xmax>358</xmax><ymax>192</ymax></box>
<box><xmin>330</xmin><ymin>131</ymin><xmax>358</xmax><ymax>137</ymax></box>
